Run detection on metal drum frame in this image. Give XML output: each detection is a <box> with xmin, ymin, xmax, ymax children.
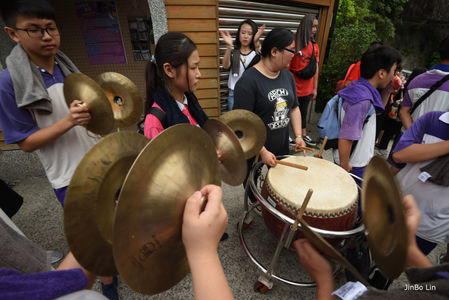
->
<box><xmin>237</xmin><ymin>157</ymin><xmax>366</xmax><ymax>290</ymax></box>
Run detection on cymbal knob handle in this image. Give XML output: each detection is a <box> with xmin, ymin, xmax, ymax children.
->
<box><xmin>200</xmin><ymin>196</ymin><xmax>208</xmax><ymax>212</ymax></box>
<box><xmin>75</xmin><ymin>102</ymin><xmax>88</xmax><ymax>108</ymax></box>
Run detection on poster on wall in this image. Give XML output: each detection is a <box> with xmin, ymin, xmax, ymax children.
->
<box><xmin>75</xmin><ymin>1</ymin><xmax>127</xmax><ymax>65</ymax></box>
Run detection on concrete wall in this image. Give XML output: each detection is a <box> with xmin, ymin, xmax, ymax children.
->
<box><xmin>0</xmin><ymin>18</ymin><xmax>16</xmax><ymax>67</ymax></box>
<box><xmin>49</xmin><ymin>0</ymin><xmax>152</xmax><ymax>100</ymax></box>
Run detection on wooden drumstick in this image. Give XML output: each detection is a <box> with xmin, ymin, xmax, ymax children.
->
<box><xmin>297</xmin><ymin>145</ymin><xmax>315</xmax><ymax>152</ymax></box>
<box><xmin>314</xmin><ymin>136</ymin><xmax>328</xmax><ymax>159</ymax></box>
<box><xmin>285</xmin><ymin>189</ymin><xmax>313</xmax><ymax>247</ymax></box>
<box><xmin>297</xmin><ymin>189</ymin><xmax>313</xmax><ymax>221</ymax></box>
<box><xmin>275</xmin><ymin>159</ymin><xmax>308</xmax><ymax>171</ymax></box>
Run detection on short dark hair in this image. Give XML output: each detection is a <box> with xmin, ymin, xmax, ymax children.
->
<box><xmin>368</xmin><ymin>41</ymin><xmax>383</xmax><ymax>50</ymax></box>
<box><xmin>234</xmin><ymin>19</ymin><xmax>258</xmax><ymax>51</ymax></box>
<box><xmin>145</xmin><ymin>32</ymin><xmax>197</xmax><ymax>114</ymax></box>
<box><xmin>439</xmin><ymin>36</ymin><xmax>449</xmax><ymax>60</ymax></box>
<box><xmin>360</xmin><ymin>45</ymin><xmax>402</xmax><ymax>79</ymax></box>
<box><xmin>1</xmin><ymin>0</ymin><xmax>55</xmax><ymax>27</ymax></box>
<box><xmin>261</xmin><ymin>28</ymin><xmax>294</xmax><ymax>58</ymax></box>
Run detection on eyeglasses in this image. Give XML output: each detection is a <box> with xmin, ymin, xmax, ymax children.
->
<box><xmin>283</xmin><ymin>48</ymin><xmax>296</xmax><ymax>54</ymax></box>
<box><xmin>13</xmin><ymin>26</ymin><xmax>60</xmax><ymax>38</ymax></box>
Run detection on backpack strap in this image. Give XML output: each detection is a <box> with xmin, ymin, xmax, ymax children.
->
<box><xmin>410</xmin><ymin>73</ymin><xmax>449</xmax><ymax>114</ymax></box>
<box><xmin>137</xmin><ymin>106</ymin><xmax>167</xmax><ymax>134</ymax></box>
<box><xmin>246</xmin><ymin>53</ymin><xmax>260</xmax><ymax>70</ymax></box>
<box><xmin>350</xmin><ymin>103</ymin><xmax>374</xmax><ymax>155</ymax></box>
<box><xmin>148</xmin><ymin>106</ymin><xmax>168</xmax><ymax>129</ymax></box>
<box><xmin>231</xmin><ymin>50</ymin><xmax>240</xmax><ymax>76</ymax></box>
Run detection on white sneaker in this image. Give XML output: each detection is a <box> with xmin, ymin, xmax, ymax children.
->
<box><xmin>47</xmin><ymin>250</ymin><xmax>63</xmax><ymax>264</ymax></box>
<box><xmin>303</xmin><ymin>135</ymin><xmax>316</xmax><ymax>147</ymax></box>
<box><xmin>438</xmin><ymin>252</ymin><xmax>447</xmax><ymax>264</ymax></box>
<box><xmin>376</xmin><ymin>149</ymin><xmax>388</xmax><ymax>156</ymax></box>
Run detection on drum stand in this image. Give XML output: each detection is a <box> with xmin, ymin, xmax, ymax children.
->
<box><xmin>238</xmin><ymin>160</ymin><xmax>365</xmax><ymax>293</ymax></box>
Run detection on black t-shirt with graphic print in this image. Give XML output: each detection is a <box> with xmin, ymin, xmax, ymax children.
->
<box><xmin>234</xmin><ymin>67</ymin><xmax>299</xmax><ymax>156</ymax></box>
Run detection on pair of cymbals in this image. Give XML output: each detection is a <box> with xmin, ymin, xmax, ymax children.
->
<box><xmin>64</xmin><ymin>131</ymin><xmax>149</xmax><ymax>275</ymax></box>
<box><xmin>362</xmin><ymin>156</ymin><xmax>407</xmax><ymax>279</ymax></box>
<box><xmin>202</xmin><ymin>109</ymin><xmax>267</xmax><ymax>186</ymax></box>
<box><xmin>219</xmin><ymin>109</ymin><xmax>266</xmax><ymax>159</ymax></box>
<box><xmin>299</xmin><ymin>156</ymin><xmax>406</xmax><ymax>281</ymax></box>
<box><xmin>64</xmin><ymin>72</ymin><xmax>143</xmax><ymax>135</ymax></box>
<box><xmin>64</xmin><ymin>125</ymin><xmax>221</xmax><ymax>294</ymax></box>
<box><xmin>113</xmin><ymin>124</ymin><xmax>221</xmax><ymax>294</ymax></box>
<box><xmin>203</xmin><ymin>119</ymin><xmax>246</xmax><ymax>186</ymax></box>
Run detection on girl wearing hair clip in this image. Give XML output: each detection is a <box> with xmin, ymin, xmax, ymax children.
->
<box><xmin>220</xmin><ymin>19</ymin><xmax>265</xmax><ymax>110</ymax></box>
<box><xmin>143</xmin><ymin>32</ymin><xmax>208</xmax><ymax>140</ymax></box>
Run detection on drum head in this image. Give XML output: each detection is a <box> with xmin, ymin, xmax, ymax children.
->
<box><xmin>267</xmin><ymin>156</ymin><xmax>358</xmax><ymax>217</ymax></box>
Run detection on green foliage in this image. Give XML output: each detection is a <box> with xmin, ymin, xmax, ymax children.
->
<box><xmin>316</xmin><ymin>23</ymin><xmax>376</xmax><ymax>111</ymax></box>
<box><xmin>430</xmin><ymin>51</ymin><xmax>441</xmax><ymax>67</ymax></box>
<box><xmin>316</xmin><ymin>0</ymin><xmax>409</xmax><ymax>112</ymax></box>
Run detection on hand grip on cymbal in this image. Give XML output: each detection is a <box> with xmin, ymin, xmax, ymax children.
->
<box><xmin>200</xmin><ymin>195</ymin><xmax>208</xmax><ymax>212</ymax></box>
<box><xmin>75</xmin><ymin>102</ymin><xmax>88</xmax><ymax>108</ymax></box>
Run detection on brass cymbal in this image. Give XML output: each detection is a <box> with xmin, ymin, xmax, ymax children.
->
<box><xmin>113</xmin><ymin>124</ymin><xmax>221</xmax><ymax>295</ymax></box>
<box><xmin>203</xmin><ymin>119</ymin><xmax>247</xmax><ymax>186</ymax></box>
<box><xmin>64</xmin><ymin>131</ymin><xmax>149</xmax><ymax>276</ymax></box>
<box><xmin>362</xmin><ymin>156</ymin><xmax>407</xmax><ymax>279</ymax></box>
<box><xmin>219</xmin><ymin>109</ymin><xmax>266</xmax><ymax>159</ymax></box>
<box><xmin>63</xmin><ymin>73</ymin><xmax>114</xmax><ymax>135</ymax></box>
<box><xmin>97</xmin><ymin>72</ymin><xmax>143</xmax><ymax>128</ymax></box>
<box><xmin>298</xmin><ymin>218</ymin><xmax>369</xmax><ymax>286</ymax></box>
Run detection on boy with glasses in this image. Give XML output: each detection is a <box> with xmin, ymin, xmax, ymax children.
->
<box><xmin>0</xmin><ymin>1</ymin><xmax>117</xmax><ymax>299</ymax></box>
<box><xmin>0</xmin><ymin>0</ymin><xmax>94</xmax><ymax>206</ymax></box>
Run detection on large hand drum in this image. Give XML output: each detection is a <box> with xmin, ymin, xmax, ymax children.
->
<box><xmin>261</xmin><ymin>156</ymin><xmax>359</xmax><ymax>242</ymax></box>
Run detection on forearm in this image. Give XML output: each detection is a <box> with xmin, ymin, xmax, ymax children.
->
<box><xmin>393</xmin><ymin>140</ymin><xmax>449</xmax><ymax>163</ymax></box>
<box><xmin>18</xmin><ymin>115</ymin><xmax>74</xmax><ymax>152</ymax></box>
<box><xmin>188</xmin><ymin>252</ymin><xmax>234</xmax><ymax>300</ymax></box>
<box><xmin>338</xmin><ymin>139</ymin><xmax>353</xmax><ymax>170</ymax></box>
<box><xmin>405</xmin><ymin>244</ymin><xmax>432</xmax><ymax>269</ymax></box>
<box><xmin>222</xmin><ymin>47</ymin><xmax>232</xmax><ymax>70</ymax></box>
<box><xmin>399</xmin><ymin>106</ymin><xmax>412</xmax><ymax>130</ymax></box>
<box><xmin>254</xmin><ymin>40</ymin><xmax>261</xmax><ymax>53</ymax></box>
<box><xmin>259</xmin><ymin>146</ymin><xmax>268</xmax><ymax>156</ymax></box>
<box><xmin>313</xmin><ymin>64</ymin><xmax>319</xmax><ymax>90</ymax></box>
<box><xmin>315</xmin><ymin>277</ymin><xmax>336</xmax><ymax>300</ymax></box>
<box><xmin>57</xmin><ymin>252</ymin><xmax>96</xmax><ymax>289</ymax></box>
<box><xmin>290</xmin><ymin>107</ymin><xmax>303</xmax><ymax>137</ymax></box>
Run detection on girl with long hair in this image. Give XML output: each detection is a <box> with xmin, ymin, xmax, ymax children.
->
<box><xmin>143</xmin><ymin>32</ymin><xmax>208</xmax><ymax>140</ymax></box>
<box><xmin>220</xmin><ymin>19</ymin><xmax>264</xmax><ymax>110</ymax></box>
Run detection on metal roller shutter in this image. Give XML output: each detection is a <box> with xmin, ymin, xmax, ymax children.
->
<box><xmin>219</xmin><ymin>0</ymin><xmax>321</xmax><ymax>112</ymax></box>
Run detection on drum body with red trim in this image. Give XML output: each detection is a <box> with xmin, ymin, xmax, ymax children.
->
<box><xmin>260</xmin><ymin>156</ymin><xmax>358</xmax><ymax>241</ymax></box>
